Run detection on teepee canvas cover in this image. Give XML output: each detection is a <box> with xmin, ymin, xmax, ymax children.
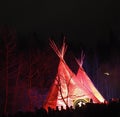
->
<box><xmin>75</xmin><ymin>52</ymin><xmax>105</xmax><ymax>103</ymax></box>
<box><xmin>43</xmin><ymin>40</ymin><xmax>105</xmax><ymax>111</ymax></box>
<box><xmin>43</xmin><ymin>40</ymin><xmax>76</xmax><ymax>110</ymax></box>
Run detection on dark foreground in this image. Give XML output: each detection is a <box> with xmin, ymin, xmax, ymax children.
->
<box><xmin>2</xmin><ymin>99</ymin><xmax>120</xmax><ymax>117</ymax></box>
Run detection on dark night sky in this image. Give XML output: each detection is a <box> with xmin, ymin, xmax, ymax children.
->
<box><xmin>1</xmin><ymin>0</ymin><xmax>119</xmax><ymax>48</ymax></box>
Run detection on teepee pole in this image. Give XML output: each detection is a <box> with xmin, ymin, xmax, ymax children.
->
<box><xmin>49</xmin><ymin>39</ymin><xmax>70</xmax><ymax>107</ymax></box>
<box><xmin>57</xmin><ymin>74</ymin><xmax>68</xmax><ymax>107</ymax></box>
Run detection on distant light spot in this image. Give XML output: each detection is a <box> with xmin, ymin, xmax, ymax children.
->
<box><xmin>104</xmin><ymin>72</ymin><xmax>110</xmax><ymax>76</ymax></box>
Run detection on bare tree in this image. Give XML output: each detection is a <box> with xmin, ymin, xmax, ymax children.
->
<box><xmin>0</xmin><ymin>27</ymin><xmax>18</xmax><ymax>115</ymax></box>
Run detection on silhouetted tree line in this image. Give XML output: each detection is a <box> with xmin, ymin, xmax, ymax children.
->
<box><xmin>0</xmin><ymin>26</ymin><xmax>59</xmax><ymax>115</ymax></box>
<box><xmin>1</xmin><ymin>99</ymin><xmax>120</xmax><ymax>117</ymax></box>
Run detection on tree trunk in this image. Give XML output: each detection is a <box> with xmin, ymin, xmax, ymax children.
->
<box><xmin>4</xmin><ymin>47</ymin><xmax>8</xmax><ymax>115</ymax></box>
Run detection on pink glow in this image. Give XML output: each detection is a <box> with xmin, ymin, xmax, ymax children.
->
<box><xmin>76</xmin><ymin>67</ymin><xmax>105</xmax><ymax>103</ymax></box>
<box><xmin>43</xmin><ymin>59</ymin><xmax>105</xmax><ymax>111</ymax></box>
<box><xmin>43</xmin><ymin>40</ymin><xmax>105</xmax><ymax>111</ymax></box>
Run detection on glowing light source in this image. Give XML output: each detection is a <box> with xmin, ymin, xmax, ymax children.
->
<box><xmin>104</xmin><ymin>72</ymin><xmax>110</xmax><ymax>76</ymax></box>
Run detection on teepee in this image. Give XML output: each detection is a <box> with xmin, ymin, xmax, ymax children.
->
<box><xmin>43</xmin><ymin>39</ymin><xmax>76</xmax><ymax>111</ymax></box>
<box><xmin>75</xmin><ymin>51</ymin><xmax>105</xmax><ymax>103</ymax></box>
<box><xmin>43</xmin><ymin>40</ymin><xmax>105</xmax><ymax>111</ymax></box>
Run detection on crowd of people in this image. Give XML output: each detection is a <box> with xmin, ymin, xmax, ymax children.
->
<box><xmin>2</xmin><ymin>99</ymin><xmax>120</xmax><ymax>117</ymax></box>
